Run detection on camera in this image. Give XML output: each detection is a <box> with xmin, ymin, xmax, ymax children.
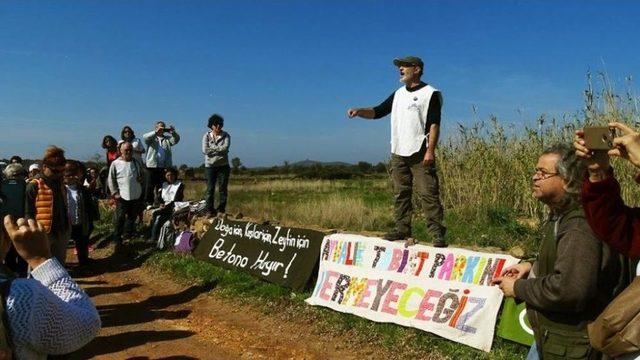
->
<box><xmin>584</xmin><ymin>126</ymin><xmax>616</xmax><ymax>150</ymax></box>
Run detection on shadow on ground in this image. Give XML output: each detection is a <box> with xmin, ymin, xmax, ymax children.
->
<box><xmin>84</xmin><ymin>283</ymin><xmax>142</xmax><ymax>297</ymax></box>
<box><xmin>69</xmin><ymin>330</ymin><xmax>196</xmax><ymax>359</ymax></box>
<box><xmin>98</xmin><ymin>283</ymin><xmax>216</xmax><ymax>328</ymax></box>
<box><xmin>68</xmin><ymin>232</ymin><xmax>158</xmax><ymax>279</ymax></box>
<box><xmin>69</xmin><ymin>232</ymin><xmax>218</xmax><ymax>358</ymax></box>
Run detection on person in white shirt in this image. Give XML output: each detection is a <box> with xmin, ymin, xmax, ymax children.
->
<box><xmin>347</xmin><ymin>55</ymin><xmax>446</xmax><ymax>247</ymax></box>
<box><xmin>150</xmin><ymin>167</ymin><xmax>184</xmax><ymax>242</ymax></box>
<box><xmin>107</xmin><ymin>142</ymin><xmax>143</xmax><ymax>245</ymax></box>
<box><xmin>143</xmin><ymin>121</ymin><xmax>180</xmax><ymax>205</ymax></box>
<box><xmin>0</xmin><ymin>215</ymin><xmax>101</xmax><ymax>359</ymax></box>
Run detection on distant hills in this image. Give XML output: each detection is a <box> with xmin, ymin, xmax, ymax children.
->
<box><xmin>289</xmin><ymin>159</ymin><xmax>353</xmax><ymax>167</ymax></box>
<box><xmin>248</xmin><ymin>159</ymin><xmax>354</xmax><ymax>171</ymax></box>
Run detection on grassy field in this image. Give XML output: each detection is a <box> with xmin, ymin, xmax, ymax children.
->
<box><xmin>136</xmin><ymin>78</ymin><xmax>640</xmax><ymax>359</ymax></box>
<box><xmin>185</xmin><ymin>175</ymin><xmax>537</xmax><ymax>254</ymax></box>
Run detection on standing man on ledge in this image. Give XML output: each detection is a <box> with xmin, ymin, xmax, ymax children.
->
<box><xmin>347</xmin><ymin>55</ymin><xmax>446</xmax><ymax>247</ymax></box>
<box><xmin>143</xmin><ymin>121</ymin><xmax>180</xmax><ymax>205</ymax></box>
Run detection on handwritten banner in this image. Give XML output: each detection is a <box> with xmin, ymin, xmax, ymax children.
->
<box><xmin>193</xmin><ymin>218</ymin><xmax>325</xmax><ymax>290</ymax></box>
<box><xmin>305</xmin><ymin>233</ymin><xmax>520</xmax><ymax>352</ymax></box>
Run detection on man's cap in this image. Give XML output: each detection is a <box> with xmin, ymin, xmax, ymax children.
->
<box><xmin>28</xmin><ymin>163</ymin><xmax>39</xmax><ymax>172</ymax></box>
<box><xmin>393</xmin><ymin>56</ymin><xmax>424</xmax><ymax>68</ymax></box>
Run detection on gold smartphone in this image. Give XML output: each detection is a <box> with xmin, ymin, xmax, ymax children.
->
<box><xmin>584</xmin><ymin>126</ymin><xmax>616</xmax><ymax>150</ymax></box>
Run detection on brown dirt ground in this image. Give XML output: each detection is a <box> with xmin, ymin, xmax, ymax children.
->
<box><xmin>67</xmin><ymin>241</ymin><xmax>397</xmax><ymax>360</ymax></box>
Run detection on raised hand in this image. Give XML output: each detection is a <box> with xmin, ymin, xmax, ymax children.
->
<box><xmin>3</xmin><ymin>215</ymin><xmax>51</xmax><ymax>268</ymax></box>
<box><xmin>609</xmin><ymin>122</ymin><xmax>640</xmax><ymax>168</ymax></box>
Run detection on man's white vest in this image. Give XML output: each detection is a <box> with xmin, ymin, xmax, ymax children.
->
<box><xmin>390</xmin><ymin>84</ymin><xmax>441</xmax><ymax>156</ymax></box>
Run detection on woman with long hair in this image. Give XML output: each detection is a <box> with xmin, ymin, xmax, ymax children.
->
<box><xmin>120</xmin><ymin>125</ymin><xmax>145</xmax><ymax>165</ymax></box>
<box><xmin>101</xmin><ymin>135</ymin><xmax>119</xmax><ymax>167</ymax></box>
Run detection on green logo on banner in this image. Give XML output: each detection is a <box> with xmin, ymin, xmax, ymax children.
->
<box><xmin>497</xmin><ymin>298</ymin><xmax>534</xmax><ymax>346</ymax></box>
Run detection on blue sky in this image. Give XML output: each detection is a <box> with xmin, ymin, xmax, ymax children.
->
<box><xmin>1</xmin><ymin>1</ymin><xmax>639</xmax><ymax>167</ymax></box>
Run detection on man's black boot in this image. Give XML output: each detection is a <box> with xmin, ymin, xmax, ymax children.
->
<box><xmin>433</xmin><ymin>237</ymin><xmax>448</xmax><ymax>248</ymax></box>
<box><xmin>383</xmin><ymin>229</ymin><xmax>410</xmax><ymax>241</ymax></box>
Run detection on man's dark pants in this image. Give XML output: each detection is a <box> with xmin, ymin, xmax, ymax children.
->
<box><xmin>205</xmin><ymin>165</ymin><xmax>230</xmax><ymax>214</ymax></box>
<box><xmin>145</xmin><ymin>167</ymin><xmax>165</xmax><ymax>204</ymax></box>
<box><xmin>389</xmin><ymin>147</ymin><xmax>446</xmax><ymax>240</ymax></box>
<box><xmin>113</xmin><ymin>198</ymin><xmax>141</xmax><ymax>242</ymax></box>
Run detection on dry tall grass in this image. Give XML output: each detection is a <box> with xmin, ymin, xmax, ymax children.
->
<box><xmin>288</xmin><ymin>194</ymin><xmax>390</xmax><ymax>230</ymax></box>
<box><xmin>440</xmin><ymin>74</ymin><xmax>640</xmax><ymax>221</ymax></box>
<box><xmin>185</xmin><ymin>178</ymin><xmax>393</xmax><ymax>231</ymax></box>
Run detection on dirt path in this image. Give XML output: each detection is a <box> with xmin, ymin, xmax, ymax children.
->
<box><xmin>68</xmin><ymin>241</ymin><xmax>390</xmax><ymax>360</ymax></box>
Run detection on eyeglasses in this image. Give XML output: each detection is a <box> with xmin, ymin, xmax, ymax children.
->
<box><xmin>44</xmin><ymin>164</ymin><xmax>65</xmax><ymax>172</ymax></box>
<box><xmin>532</xmin><ymin>168</ymin><xmax>558</xmax><ymax>180</ymax></box>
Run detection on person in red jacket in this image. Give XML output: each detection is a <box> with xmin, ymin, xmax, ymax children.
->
<box><xmin>574</xmin><ymin>122</ymin><xmax>640</xmax><ymax>259</ymax></box>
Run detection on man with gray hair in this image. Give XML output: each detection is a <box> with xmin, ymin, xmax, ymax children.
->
<box><xmin>3</xmin><ymin>163</ymin><xmax>27</xmax><ymax>180</ymax></box>
<box><xmin>492</xmin><ymin>143</ymin><xmax>621</xmax><ymax>360</ymax></box>
<box><xmin>108</xmin><ymin>142</ymin><xmax>143</xmax><ymax>246</ymax></box>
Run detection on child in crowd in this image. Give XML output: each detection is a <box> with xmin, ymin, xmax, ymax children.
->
<box><xmin>64</xmin><ymin>160</ymin><xmax>99</xmax><ymax>268</ymax></box>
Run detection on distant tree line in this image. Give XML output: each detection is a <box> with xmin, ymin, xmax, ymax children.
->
<box><xmin>181</xmin><ymin>158</ymin><xmax>388</xmax><ymax>180</ymax></box>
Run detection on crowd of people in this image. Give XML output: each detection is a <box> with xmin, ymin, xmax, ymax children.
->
<box><xmin>0</xmin><ymin>116</ymin><xmax>233</xmax><ymax>262</ymax></box>
<box><xmin>0</xmin><ymin>115</ymin><xmax>231</xmax><ymax>357</ymax></box>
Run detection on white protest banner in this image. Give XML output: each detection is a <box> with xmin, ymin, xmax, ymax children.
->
<box><xmin>305</xmin><ymin>233</ymin><xmax>520</xmax><ymax>352</ymax></box>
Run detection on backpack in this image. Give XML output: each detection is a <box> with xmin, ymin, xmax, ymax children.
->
<box><xmin>173</xmin><ymin>231</ymin><xmax>196</xmax><ymax>254</ymax></box>
<box><xmin>588</xmin><ymin>273</ymin><xmax>640</xmax><ymax>357</ymax></box>
<box><xmin>0</xmin><ymin>179</ymin><xmax>26</xmax><ymax>218</ymax></box>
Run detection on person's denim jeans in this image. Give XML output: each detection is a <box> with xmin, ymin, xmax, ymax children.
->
<box><xmin>205</xmin><ymin>165</ymin><xmax>230</xmax><ymax>213</ymax></box>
